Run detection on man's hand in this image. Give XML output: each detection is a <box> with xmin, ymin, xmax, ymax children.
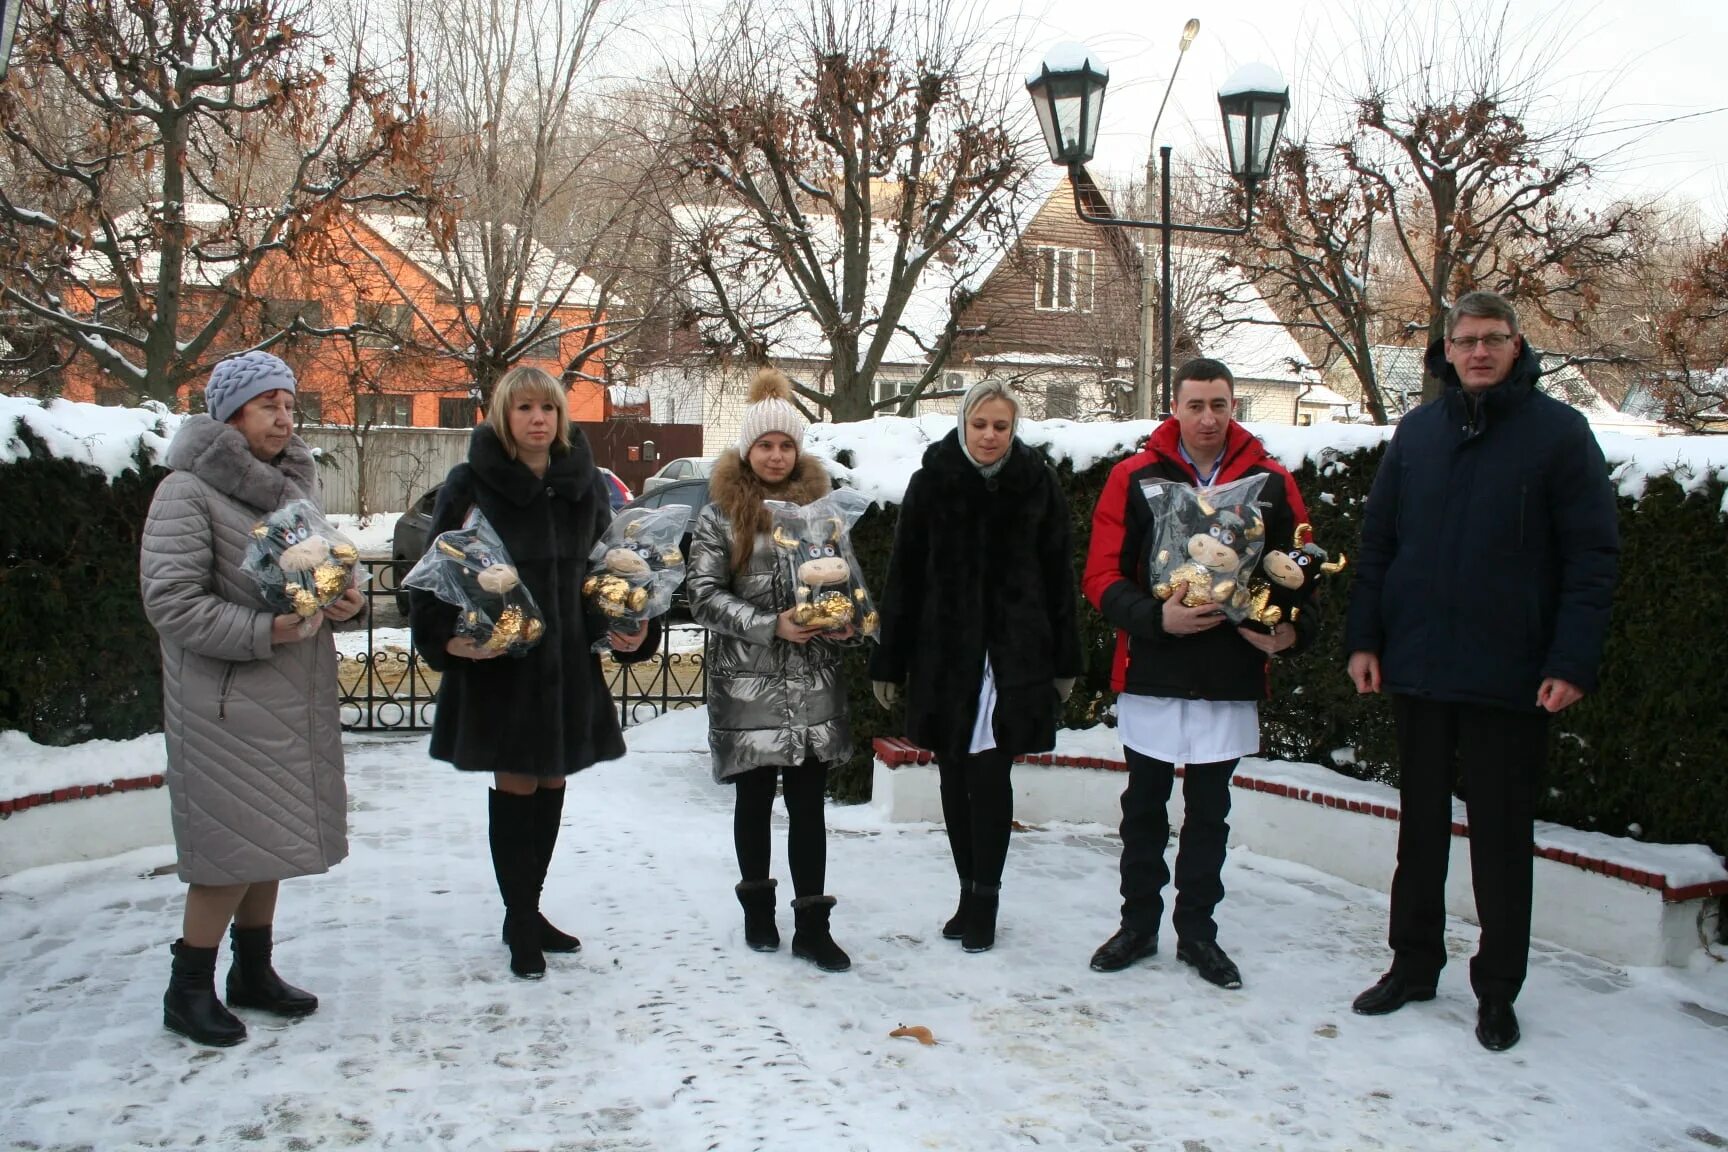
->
<box><xmin>1162</xmin><ymin>583</ymin><xmax>1226</xmax><ymax>635</ymax></box>
<box><xmin>323</xmin><ymin>587</ymin><xmax>365</xmax><ymax>622</ymax></box>
<box><xmin>1347</xmin><ymin>651</ymin><xmax>1381</xmax><ymax>694</ymax></box>
<box><xmin>1537</xmin><ymin>677</ymin><xmax>1583</xmax><ymax>713</ymax></box>
<box><xmin>609</xmin><ymin>620</ymin><xmax>650</xmax><ymax>653</ymax></box>
<box><xmin>271</xmin><ymin>612</ymin><xmax>324</xmax><ymax>646</ymax></box>
<box><xmin>1237</xmin><ymin>623</ymin><xmax>1296</xmax><ymax>656</ymax></box>
<box><xmin>872</xmin><ymin>681</ymin><xmax>900</xmax><ymax>711</ymax></box>
<box><xmin>446</xmin><ymin>636</ymin><xmax>504</xmax><ymax>660</ymax></box>
<box><xmin>775</xmin><ymin>608</ymin><xmax>823</xmax><ymax>645</ymax></box>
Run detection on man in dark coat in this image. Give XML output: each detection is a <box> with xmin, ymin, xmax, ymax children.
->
<box><xmin>1082</xmin><ymin>358</ymin><xmax>1312</xmax><ymax>990</ymax></box>
<box><xmin>1345</xmin><ymin>291</ymin><xmax>1620</xmax><ymax>1052</ymax></box>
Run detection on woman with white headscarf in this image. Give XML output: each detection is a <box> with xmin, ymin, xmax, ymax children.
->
<box><xmin>870</xmin><ymin>379</ymin><xmax>1083</xmax><ymax>952</ymax></box>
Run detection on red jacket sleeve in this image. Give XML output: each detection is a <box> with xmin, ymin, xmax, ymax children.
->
<box><xmin>1083</xmin><ymin>460</ymin><xmax>1132</xmax><ymax>611</ymax></box>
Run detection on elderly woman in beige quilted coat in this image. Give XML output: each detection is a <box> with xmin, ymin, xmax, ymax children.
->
<box><xmin>140</xmin><ymin>351</ymin><xmax>364</xmax><ymax>1048</ymax></box>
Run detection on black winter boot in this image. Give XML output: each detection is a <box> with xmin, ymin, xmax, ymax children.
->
<box><xmin>505</xmin><ymin>786</ymin><xmax>580</xmax><ymax>954</ymax></box>
<box><xmin>941</xmin><ymin>883</ymin><xmax>973</xmax><ymax>941</ymax></box>
<box><xmin>736</xmin><ymin>879</ymin><xmax>781</xmax><ymax>951</ymax></box>
<box><xmin>226</xmin><ymin>925</ymin><xmax>318</xmax><ymax>1017</ymax></box>
<box><xmin>962</xmin><ymin>882</ymin><xmax>1000</xmax><ymax>954</ymax></box>
<box><xmin>790</xmin><ymin>895</ymin><xmax>851</xmax><ymax>972</ymax></box>
<box><xmin>489</xmin><ymin>789</ymin><xmax>545</xmax><ymax>979</ymax></box>
<box><xmin>164</xmin><ymin>940</ymin><xmax>246</xmax><ymax>1047</ymax></box>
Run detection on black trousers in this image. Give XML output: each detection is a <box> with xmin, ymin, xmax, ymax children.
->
<box><xmin>733</xmin><ymin>758</ymin><xmax>828</xmax><ymax>898</ymax></box>
<box><xmin>1389</xmin><ymin>695</ymin><xmax>1547</xmax><ymax>1002</ymax></box>
<box><xmin>936</xmin><ymin>748</ymin><xmax>1015</xmax><ymax>890</ymax></box>
<box><xmin>1117</xmin><ymin>749</ymin><xmax>1236</xmax><ymax>944</ymax></box>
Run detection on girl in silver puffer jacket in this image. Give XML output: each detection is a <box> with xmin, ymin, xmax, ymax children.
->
<box><xmin>686</xmin><ymin>369</ymin><xmax>855</xmax><ymax>972</ymax></box>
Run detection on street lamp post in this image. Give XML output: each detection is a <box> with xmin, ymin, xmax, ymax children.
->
<box><xmin>1026</xmin><ymin>46</ymin><xmax>1290</xmax><ymax>419</ymax></box>
<box><xmin>0</xmin><ymin>0</ymin><xmax>21</xmax><ymax>82</ymax></box>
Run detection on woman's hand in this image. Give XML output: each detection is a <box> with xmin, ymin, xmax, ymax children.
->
<box><xmin>609</xmin><ymin>620</ymin><xmax>650</xmax><ymax>653</ymax></box>
<box><xmin>1237</xmin><ymin>622</ymin><xmax>1297</xmax><ymax>655</ymax></box>
<box><xmin>446</xmin><ymin>636</ymin><xmax>504</xmax><ymax>660</ymax></box>
<box><xmin>323</xmin><ymin>587</ymin><xmax>365</xmax><ymax>622</ymax></box>
<box><xmin>271</xmin><ymin>612</ymin><xmax>324</xmax><ymax>646</ymax></box>
<box><xmin>775</xmin><ymin>608</ymin><xmax>823</xmax><ymax>645</ymax></box>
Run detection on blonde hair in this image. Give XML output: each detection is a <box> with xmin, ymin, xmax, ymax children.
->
<box><xmin>488</xmin><ymin>365</ymin><xmax>571</xmax><ymax>457</ymax></box>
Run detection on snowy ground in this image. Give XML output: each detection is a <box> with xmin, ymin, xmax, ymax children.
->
<box><xmin>4</xmin><ymin>710</ymin><xmax>1727</xmax><ymax>1151</ymax></box>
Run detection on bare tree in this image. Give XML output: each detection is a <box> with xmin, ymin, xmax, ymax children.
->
<box><xmin>1340</xmin><ymin>2</ymin><xmax>1643</xmax><ymax>400</ymax></box>
<box><xmin>349</xmin><ymin>0</ymin><xmax>679</xmax><ymax>406</ymax></box>
<box><xmin>664</xmin><ymin>0</ymin><xmax>1037</xmax><ymax>422</ymax></box>
<box><xmin>0</xmin><ymin>0</ymin><xmax>429</xmax><ymax>406</ymax></box>
<box><xmin>1647</xmin><ymin>225</ymin><xmax>1728</xmax><ymax>430</ymax></box>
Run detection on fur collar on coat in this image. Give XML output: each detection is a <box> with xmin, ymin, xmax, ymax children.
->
<box><xmin>466</xmin><ymin>421</ymin><xmax>596</xmax><ymax>506</ymax></box>
<box><xmin>165</xmin><ymin>414</ymin><xmax>316</xmax><ymax>510</ymax></box>
<box><xmin>708</xmin><ymin>447</ymin><xmax>832</xmax><ymax>568</ymax></box>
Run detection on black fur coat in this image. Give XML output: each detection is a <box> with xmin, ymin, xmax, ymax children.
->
<box><xmin>409</xmin><ymin>423</ymin><xmax>658</xmax><ymax>777</ymax></box>
<box><xmin>870</xmin><ymin>431</ymin><xmax>1083</xmax><ymax>762</ymax></box>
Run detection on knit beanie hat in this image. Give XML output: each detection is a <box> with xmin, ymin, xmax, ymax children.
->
<box><xmin>206</xmin><ymin>351</ymin><xmax>298</xmax><ymax>423</ymax></box>
<box><xmin>958</xmin><ymin>378</ymin><xmax>1019</xmax><ymax>478</ymax></box>
<box><xmin>735</xmin><ymin>368</ymin><xmax>807</xmax><ymax>455</ymax></box>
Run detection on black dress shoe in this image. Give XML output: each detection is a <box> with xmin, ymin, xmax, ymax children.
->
<box><xmin>1351</xmin><ymin>971</ymin><xmax>1437</xmax><ymax>1016</ymax></box>
<box><xmin>1089</xmin><ymin>927</ymin><xmax>1157</xmax><ymax>972</ymax></box>
<box><xmin>1476</xmin><ymin>997</ymin><xmax>1520</xmax><ymax>1051</ymax></box>
<box><xmin>1175</xmin><ymin>939</ymin><xmax>1242</xmax><ymax>989</ymax></box>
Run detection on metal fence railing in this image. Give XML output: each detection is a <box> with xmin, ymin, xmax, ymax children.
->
<box><xmin>335</xmin><ymin>560</ymin><xmax>707</xmax><ymax>733</ymax></box>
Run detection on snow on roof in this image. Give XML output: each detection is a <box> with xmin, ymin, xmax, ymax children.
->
<box><xmin>1172</xmin><ymin>247</ymin><xmax>1318</xmax><ymax>386</ymax></box>
<box><xmin>360</xmin><ymin>215</ymin><xmax>601</xmax><ymax>310</ymax></box>
<box><xmin>1298</xmin><ymin>384</ymin><xmax>1354</xmax><ymax>407</ymax></box>
<box><xmin>669</xmin><ymin>202</ymin><xmax>1013</xmax><ymax>369</ymax></box>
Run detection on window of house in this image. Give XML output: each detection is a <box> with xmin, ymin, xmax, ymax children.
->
<box><xmin>296</xmin><ymin>393</ymin><xmax>324</xmax><ymax>425</ymax></box>
<box><xmin>438</xmin><ymin>397</ymin><xmax>478</xmax><ymax>428</ymax></box>
<box><xmin>1034</xmin><ymin>246</ymin><xmax>1095</xmax><ymax>313</ymax></box>
<box><xmin>514</xmin><ymin>316</ymin><xmax>563</xmax><ymax>362</ymax></box>
<box><xmin>357</xmin><ymin>301</ymin><xmax>412</xmax><ymax>349</ymax></box>
<box><xmin>355</xmin><ymin>393</ymin><xmax>413</xmax><ymax>427</ymax></box>
<box><xmin>1233</xmin><ymin>395</ymin><xmax>1255</xmax><ymax>422</ymax></box>
<box><xmin>1297</xmin><ymin>412</ymin><xmax>1313</xmax><ymax>427</ymax></box>
<box><xmin>874</xmin><ymin>376</ymin><xmax>916</xmax><ymax>405</ymax></box>
<box><xmin>262</xmin><ymin>299</ymin><xmax>325</xmax><ymax>334</ymax></box>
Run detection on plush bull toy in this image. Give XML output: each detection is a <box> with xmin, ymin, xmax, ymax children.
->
<box><xmin>765</xmin><ymin>488</ymin><xmax>879</xmax><ymax>639</ymax></box>
<box><xmin>1243</xmin><ymin>523</ymin><xmax>1346</xmax><ymax>632</ymax></box>
<box><xmin>403</xmin><ymin>512</ymin><xmax>545</xmax><ymax>654</ymax></box>
<box><xmin>242</xmin><ymin>499</ymin><xmax>359</xmax><ymax>618</ymax></box>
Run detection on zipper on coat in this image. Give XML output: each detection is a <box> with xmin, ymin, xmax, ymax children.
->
<box><xmin>217</xmin><ymin>663</ymin><xmax>237</xmax><ymax>721</ymax></box>
<box><xmin>1518</xmin><ymin>483</ymin><xmax>1527</xmax><ymax>548</ymax></box>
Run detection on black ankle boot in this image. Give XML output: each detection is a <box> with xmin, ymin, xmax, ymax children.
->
<box><xmin>164</xmin><ymin>940</ymin><xmax>246</xmax><ymax>1047</ymax></box>
<box><xmin>790</xmin><ymin>895</ymin><xmax>851</xmax><ymax>972</ymax></box>
<box><xmin>736</xmin><ymin>879</ymin><xmax>780</xmax><ymax>951</ymax></box>
<box><xmin>226</xmin><ymin>925</ymin><xmax>318</xmax><ymax>1017</ymax></box>
<box><xmin>941</xmin><ymin>883</ymin><xmax>973</xmax><ymax>941</ymax></box>
<box><xmin>489</xmin><ymin>790</ymin><xmax>545</xmax><ymax>979</ymax></box>
<box><xmin>962</xmin><ymin>883</ymin><xmax>1000</xmax><ymax>953</ymax></box>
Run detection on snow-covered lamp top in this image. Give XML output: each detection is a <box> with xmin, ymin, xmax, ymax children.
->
<box><xmin>1025</xmin><ymin>43</ymin><xmax>1110</xmax><ymax>168</ymax></box>
<box><xmin>1217</xmin><ymin>63</ymin><xmax>1290</xmax><ymax>186</ymax></box>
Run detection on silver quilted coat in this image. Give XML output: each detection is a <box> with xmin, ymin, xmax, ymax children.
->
<box><xmin>139</xmin><ymin>416</ymin><xmax>349</xmax><ymax>885</ymax></box>
<box><xmin>686</xmin><ymin>503</ymin><xmax>853</xmax><ymax>782</ymax></box>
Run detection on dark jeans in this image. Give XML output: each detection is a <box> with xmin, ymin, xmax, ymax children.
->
<box><xmin>733</xmin><ymin>758</ymin><xmax>828</xmax><ymax>898</ymax></box>
<box><xmin>1117</xmin><ymin>749</ymin><xmax>1236</xmax><ymax>944</ymax></box>
<box><xmin>1389</xmin><ymin>695</ymin><xmax>1547</xmax><ymax>1002</ymax></box>
<box><xmin>936</xmin><ymin>748</ymin><xmax>1015</xmax><ymax>890</ymax></box>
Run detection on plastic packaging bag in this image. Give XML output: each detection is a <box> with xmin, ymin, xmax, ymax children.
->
<box><xmin>241</xmin><ymin>499</ymin><xmax>360</xmax><ymax>617</ymax></box>
<box><xmin>1238</xmin><ymin>522</ymin><xmax>1347</xmax><ymax>632</ymax></box>
<box><xmin>764</xmin><ymin>487</ymin><xmax>879</xmax><ymax>640</ymax></box>
<box><xmin>584</xmin><ymin>503</ymin><xmax>690</xmax><ymax>649</ymax></box>
<box><xmin>1138</xmin><ymin>473</ymin><xmax>1268</xmax><ymax>624</ymax></box>
<box><xmin>403</xmin><ymin>510</ymin><xmax>545</xmax><ymax>655</ymax></box>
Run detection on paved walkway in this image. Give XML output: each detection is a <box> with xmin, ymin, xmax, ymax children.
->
<box><xmin>3</xmin><ymin>724</ymin><xmax>1726</xmax><ymax>1151</ymax></box>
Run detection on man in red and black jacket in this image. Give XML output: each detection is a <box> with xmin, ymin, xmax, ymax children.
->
<box><xmin>1081</xmin><ymin>358</ymin><xmax>1312</xmax><ymax>990</ymax></box>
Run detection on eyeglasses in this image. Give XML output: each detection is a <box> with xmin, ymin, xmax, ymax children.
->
<box><xmin>1448</xmin><ymin>333</ymin><xmax>1515</xmax><ymax>351</ymax></box>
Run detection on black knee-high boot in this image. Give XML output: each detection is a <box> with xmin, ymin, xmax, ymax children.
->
<box><xmin>164</xmin><ymin>940</ymin><xmax>247</xmax><ymax>1047</ymax></box>
<box><xmin>489</xmin><ymin>789</ymin><xmax>545</xmax><ymax>979</ymax></box>
<box><xmin>508</xmin><ymin>786</ymin><xmax>580</xmax><ymax>954</ymax></box>
<box><xmin>226</xmin><ymin>924</ymin><xmax>318</xmax><ymax>1016</ymax></box>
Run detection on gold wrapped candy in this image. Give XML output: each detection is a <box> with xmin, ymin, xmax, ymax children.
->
<box><xmin>313</xmin><ymin>562</ymin><xmax>350</xmax><ymax>603</ymax></box>
<box><xmin>287</xmin><ymin>584</ymin><xmax>320</xmax><ymax>617</ymax></box>
<box><xmin>792</xmin><ymin>590</ymin><xmax>856</xmax><ymax>629</ymax></box>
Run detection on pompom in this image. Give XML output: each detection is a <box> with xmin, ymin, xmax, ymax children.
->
<box><xmin>748</xmin><ymin>368</ymin><xmax>793</xmax><ymax>405</ymax></box>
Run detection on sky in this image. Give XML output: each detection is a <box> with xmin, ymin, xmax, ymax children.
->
<box><xmin>996</xmin><ymin>0</ymin><xmax>1728</xmax><ymax>220</ymax></box>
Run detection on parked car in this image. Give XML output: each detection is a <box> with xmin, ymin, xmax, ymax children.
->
<box><xmin>390</xmin><ymin>466</ymin><xmax>634</xmax><ymax>613</ymax></box>
<box><xmin>642</xmin><ymin>456</ymin><xmax>714</xmax><ymax>494</ymax></box>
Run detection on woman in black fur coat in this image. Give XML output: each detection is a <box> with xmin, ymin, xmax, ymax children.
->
<box><xmin>410</xmin><ymin>366</ymin><xmax>659</xmax><ymax>980</ymax></box>
<box><xmin>869</xmin><ymin>380</ymin><xmax>1083</xmax><ymax>951</ymax></box>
